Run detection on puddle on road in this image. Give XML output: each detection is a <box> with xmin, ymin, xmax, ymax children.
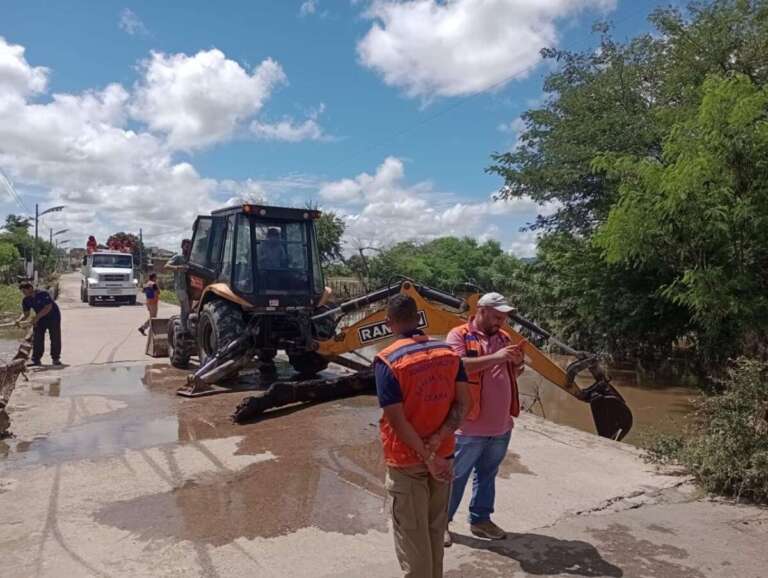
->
<box><xmin>1</xmin><ymin>364</ymin><xmax>189</xmax><ymax>467</ymax></box>
<box><xmin>95</xmin><ymin>396</ymin><xmax>389</xmax><ymax>545</ymax></box>
<box><xmin>95</xmin><ymin>451</ymin><xmax>388</xmax><ymax>545</ymax></box>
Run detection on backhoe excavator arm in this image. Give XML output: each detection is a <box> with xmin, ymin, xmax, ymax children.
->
<box><xmin>315</xmin><ymin>280</ymin><xmax>585</xmax><ymax>400</ymax></box>
<box><xmin>235</xmin><ymin>279</ymin><xmax>632</xmax><ymax>440</ymax></box>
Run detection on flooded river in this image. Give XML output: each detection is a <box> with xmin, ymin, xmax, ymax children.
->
<box><xmin>517</xmin><ymin>358</ymin><xmax>699</xmax><ymax>446</ymax></box>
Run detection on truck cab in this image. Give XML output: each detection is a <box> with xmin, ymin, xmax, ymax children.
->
<box><xmin>81</xmin><ymin>251</ymin><xmax>138</xmax><ymax>306</ymax></box>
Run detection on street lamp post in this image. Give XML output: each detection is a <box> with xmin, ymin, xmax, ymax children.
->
<box><xmin>34</xmin><ymin>204</ymin><xmax>65</xmax><ymax>283</ymax></box>
<box><xmin>55</xmin><ymin>239</ymin><xmax>70</xmax><ymax>272</ymax></box>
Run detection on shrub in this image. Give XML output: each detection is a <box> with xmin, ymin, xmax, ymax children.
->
<box><xmin>646</xmin><ymin>358</ymin><xmax>768</xmax><ymax>503</ymax></box>
<box><xmin>159</xmin><ymin>290</ymin><xmax>179</xmax><ymax>305</ymax></box>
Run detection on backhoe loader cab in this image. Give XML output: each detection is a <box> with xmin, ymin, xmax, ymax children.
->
<box><xmin>167</xmin><ymin>204</ymin><xmax>330</xmax><ymax>380</ymax></box>
<box><xmin>189</xmin><ymin>204</ymin><xmax>325</xmax><ymax>307</ymax></box>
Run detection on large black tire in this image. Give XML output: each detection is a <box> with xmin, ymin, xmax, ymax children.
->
<box><xmin>288</xmin><ymin>352</ymin><xmax>329</xmax><ymax>377</ymax></box>
<box><xmin>127</xmin><ymin>296</ymin><xmax>137</xmax><ymax>306</ymax></box>
<box><xmin>80</xmin><ymin>285</ymin><xmax>87</xmax><ymax>303</ymax></box>
<box><xmin>88</xmin><ymin>295</ymin><xmax>96</xmax><ymax>306</ymax></box>
<box><xmin>197</xmin><ymin>299</ymin><xmax>246</xmax><ymax>367</ymax></box>
<box><xmin>168</xmin><ymin>317</ymin><xmax>192</xmax><ymax>369</ymax></box>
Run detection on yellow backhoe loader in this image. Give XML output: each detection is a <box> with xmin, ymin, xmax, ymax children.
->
<box><xmin>149</xmin><ymin>204</ymin><xmax>632</xmax><ymax>441</ymax></box>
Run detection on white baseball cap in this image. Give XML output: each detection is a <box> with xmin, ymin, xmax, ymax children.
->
<box><xmin>477</xmin><ymin>292</ymin><xmax>515</xmax><ymax>313</ymax></box>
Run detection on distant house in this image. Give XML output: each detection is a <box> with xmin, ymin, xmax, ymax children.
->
<box><xmin>69</xmin><ymin>248</ymin><xmax>87</xmax><ymax>269</ymax></box>
<box><xmin>147</xmin><ymin>246</ymin><xmax>176</xmax><ymax>273</ymax></box>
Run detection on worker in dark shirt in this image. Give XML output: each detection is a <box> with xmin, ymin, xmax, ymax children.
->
<box><xmin>16</xmin><ymin>281</ymin><xmax>62</xmax><ymax>366</ymax></box>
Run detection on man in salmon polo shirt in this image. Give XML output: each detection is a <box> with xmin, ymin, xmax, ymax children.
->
<box><xmin>444</xmin><ymin>292</ymin><xmax>525</xmax><ymax>545</ymax></box>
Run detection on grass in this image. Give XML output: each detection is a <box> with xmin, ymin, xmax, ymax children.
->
<box><xmin>0</xmin><ymin>284</ymin><xmax>21</xmax><ymax>319</ymax></box>
<box><xmin>159</xmin><ymin>290</ymin><xmax>179</xmax><ymax>305</ymax></box>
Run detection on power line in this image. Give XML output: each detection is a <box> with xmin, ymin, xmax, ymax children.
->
<box><xmin>0</xmin><ymin>168</ymin><xmax>29</xmax><ymax>212</ymax></box>
<box><xmin>141</xmin><ymin>227</ymin><xmax>189</xmax><ymax>240</ymax></box>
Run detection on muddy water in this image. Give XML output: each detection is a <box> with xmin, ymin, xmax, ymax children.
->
<box><xmin>0</xmin><ymin>365</ymin><xmax>184</xmax><ymax>464</ymax></box>
<box><xmin>355</xmin><ymin>342</ymin><xmax>699</xmax><ymax>446</ymax></box>
<box><xmin>0</xmin><ymin>327</ymin><xmax>27</xmax><ymax>358</ymax></box>
<box><xmin>517</xmin><ymin>355</ymin><xmax>699</xmax><ymax>446</ymax></box>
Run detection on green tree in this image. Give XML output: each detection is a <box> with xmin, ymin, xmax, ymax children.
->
<box><xmin>595</xmin><ymin>74</ymin><xmax>768</xmax><ymax>361</ymax></box>
<box><xmin>106</xmin><ymin>232</ymin><xmax>146</xmax><ymax>269</ymax></box>
<box><xmin>315</xmin><ymin>211</ymin><xmax>345</xmax><ymax>265</ymax></box>
<box><xmin>0</xmin><ymin>241</ymin><xmax>20</xmax><ymax>283</ymax></box>
<box><xmin>366</xmin><ymin>237</ymin><xmax>523</xmax><ymax>294</ymax></box>
<box><xmin>5</xmin><ymin>214</ymin><xmax>31</xmax><ymax>234</ymax></box>
<box><xmin>485</xmin><ymin>1</ymin><xmax>768</xmax><ymax>364</ymax></box>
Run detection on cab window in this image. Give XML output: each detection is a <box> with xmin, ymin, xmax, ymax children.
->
<box><xmin>189</xmin><ymin>218</ymin><xmax>212</xmax><ymax>268</ymax></box>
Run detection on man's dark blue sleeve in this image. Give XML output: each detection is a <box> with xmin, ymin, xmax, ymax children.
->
<box><xmin>21</xmin><ymin>296</ymin><xmax>32</xmax><ymax>313</ymax></box>
<box><xmin>374</xmin><ymin>359</ymin><xmax>403</xmax><ymax>408</ymax></box>
<box><xmin>456</xmin><ymin>359</ymin><xmax>468</xmax><ymax>382</ymax></box>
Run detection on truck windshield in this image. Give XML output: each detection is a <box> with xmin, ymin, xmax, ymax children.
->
<box><xmin>93</xmin><ymin>255</ymin><xmax>133</xmax><ymax>268</ymax></box>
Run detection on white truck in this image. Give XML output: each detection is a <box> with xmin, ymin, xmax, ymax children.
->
<box><xmin>80</xmin><ymin>251</ymin><xmax>139</xmax><ymax>306</ymax></box>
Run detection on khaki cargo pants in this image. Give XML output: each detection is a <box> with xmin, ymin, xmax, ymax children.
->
<box><xmin>386</xmin><ymin>464</ymin><xmax>451</xmax><ymax>578</ymax></box>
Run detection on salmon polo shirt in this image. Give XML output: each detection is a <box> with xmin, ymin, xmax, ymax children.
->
<box><xmin>446</xmin><ymin>320</ymin><xmax>515</xmax><ymax>437</ymax></box>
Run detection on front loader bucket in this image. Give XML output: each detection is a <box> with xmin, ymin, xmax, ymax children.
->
<box><xmin>146</xmin><ymin>318</ymin><xmax>170</xmax><ymax>358</ymax></box>
<box><xmin>580</xmin><ymin>381</ymin><xmax>633</xmax><ymax>441</ymax></box>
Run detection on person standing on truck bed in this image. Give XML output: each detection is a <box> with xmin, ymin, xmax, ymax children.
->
<box><xmin>138</xmin><ymin>273</ymin><xmax>159</xmax><ymax>336</ymax></box>
<box><xmin>16</xmin><ymin>281</ymin><xmax>62</xmax><ymax>367</ymax></box>
<box><xmin>444</xmin><ymin>292</ymin><xmax>525</xmax><ymax>545</ymax></box>
<box><xmin>375</xmin><ymin>293</ymin><xmax>471</xmax><ymax>578</ymax></box>
<box><xmin>165</xmin><ymin>239</ymin><xmax>192</xmax><ymax>330</ymax></box>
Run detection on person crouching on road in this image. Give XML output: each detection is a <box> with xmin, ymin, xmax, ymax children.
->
<box><xmin>444</xmin><ymin>292</ymin><xmax>525</xmax><ymax>545</ymax></box>
<box><xmin>375</xmin><ymin>294</ymin><xmax>471</xmax><ymax>578</ymax></box>
<box><xmin>138</xmin><ymin>273</ymin><xmax>159</xmax><ymax>336</ymax></box>
<box><xmin>165</xmin><ymin>239</ymin><xmax>192</xmax><ymax>331</ymax></box>
<box><xmin>17</xmin><ymin>281</ymin><xmax>62</xmax><ymax>367</ymax></box>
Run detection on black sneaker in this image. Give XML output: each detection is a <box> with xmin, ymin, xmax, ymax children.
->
<box><xmin>27</xmin><ymin>359</ymin><xmax>42</xmax><ymax>367</ymax></box>
<box><xmin>52</xmin><ymin>359</ymin><xmax>63</xmax><ymax>366</ymax></box>
<box><xmin>138</xmin><ymin>327</ymin><xmax>146</xmax><ymax>336</ymax></box>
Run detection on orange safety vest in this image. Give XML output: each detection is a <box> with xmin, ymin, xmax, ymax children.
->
<box><xmin>452</xmin><ymin>322</ymin><xmax>521</xmax><ymax>421</ymax></box>
<box><xmin>376</xmin><ymin>334</ymin><xmax>460</xmax><ymax>467</ymax></box>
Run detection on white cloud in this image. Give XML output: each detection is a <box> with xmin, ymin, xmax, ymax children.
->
<box><xmin>299</xmin><ymin>1</ymin><xmax>318</xmax><ymax>16</ymax></box>
<box><xmin>130</xmin><ymin>49</ymin><xmax>287</xmax><ymax>149</ymax></box>
<box><xmin>357</xmin><ymin>0</ymin><xmax>615</xmax><ymax>99</ymax></box>
<box><xmin>251</xmin><ymin>118</ymin><xmax>324</xmax><ymax>142</ymax></box>
<box><xmin>0</xmin><ymin>37</ymin><xmax>48</xmax><ymax>98</ymax></box>
<box><xmin>498</xmin><ymin>116</ymin><xmax>528</xmax><ymax>150</ymax></box>
<box><xmin>507</xmin><ymin>229</ymin><xmax>539</xmax><ymax>258</ymax></box>
<box><xmin>319</xmin><ymin>157</ymin><xmax>554</xmax><ymax>255</ymax></box>
<box><xmin>0</xmin><ymin>37</ymin><xmax>326</xmax><ymax>249</ymax></box>
<box><xmin>118</xmin><ymin>8</ymin><xmax>148</xmax><ymax>36</ymax></box>
<box><xmin>497</xmin><ymin>117</ymin><xmax>525</xmax><ymax>135</ymax></box>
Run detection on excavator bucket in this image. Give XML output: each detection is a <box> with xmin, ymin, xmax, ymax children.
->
<box><xmin>580</xmin><ymin>380</ymin><xmax>633</xmax><ymax>441</ymax></box>
<box><xmin>145</xmin><ymin>318</ymin><xmax>170</xmax><ymax>357</ymax></box>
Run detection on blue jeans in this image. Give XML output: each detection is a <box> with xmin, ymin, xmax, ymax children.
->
<box><xmin>448</xmin><ymin>430</ymin><xmax>512</xmax><ymax>525</ymax></box>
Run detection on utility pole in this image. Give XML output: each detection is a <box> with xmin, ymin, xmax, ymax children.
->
<box><xmin>139</xmin><ymin>228</ymin><xmax>143</xmax><ymax>281</ymax></box>
<box><xmin>33</xmin><ymin>203</ymin><xmax>38</xmax><ymax>283</ymax></box>
<box><xmin>33</xmin><ymin>204</ymin><xmax>65</xmax><ymax>284</ymax></box>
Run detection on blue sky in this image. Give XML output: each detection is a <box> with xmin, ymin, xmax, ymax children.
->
<box><xmin>0</xmin><ymin>0</ymin><xmax>674</xmax><ymax>254</ymax></box>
